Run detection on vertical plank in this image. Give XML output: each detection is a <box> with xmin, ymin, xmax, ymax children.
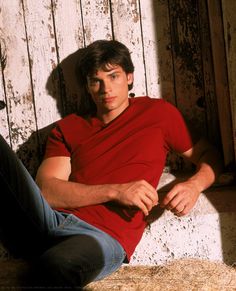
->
<box><xmin>198</xmin><ymin>0</ymin><xmax>221</xmax><ymax>147</ymax></box>
<box><xmin>111</xmin><ymin>0</ymin><xmax>146</xmax><ymax>96</ymax></box>
<box><xmin>0</xmin><ymin>0</ymin><xmax>37</xmax><ymax>151</ymax></box>
<box><xmin>52</xmin><ymin>0</ymin><xmax>84</xmax><ymax>60</ymax></box>
<box><xmin>51</xmin><ymin>0</ymin><xmax>85</xmax><ymax>115</ymax></box>
<box><xmin>169</xmin><ymin>0</ymin><xmax>207</xmax><ymax>138</ymax></box>
<box><xmin>221</xmin><ymin>0</ymin><xmax>236</xmax><ymax>163</ymax></box>
<box><xmin>23</xmin><ymin>0</ymin><xmax>61</xmax><ymax>130</ymax></box>
<box><xmin>0</xmin><ymin>36</ymin><xmax>10</xmax><ymax>142</ymax></box>
<box><xmin>140</xmin><ymin>0</ymin><xmax>175</xmax><ymax>102</ymax></box>
<box><xmin>81</xmin><ymin>0</ymin><xmax>112</xmax><ymax>45</ymax></box>
<box><xmin>207</xmin><ymin>0</ymin><xmax>234</xmax><ymax>166</ymax></box>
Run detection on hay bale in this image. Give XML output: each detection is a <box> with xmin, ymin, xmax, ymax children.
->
<box><xmin>86</xmin><ymin>259</ymin><xmax>236</xmax><ymax>291</ymax></box>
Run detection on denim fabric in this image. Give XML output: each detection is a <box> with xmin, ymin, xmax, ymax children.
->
<box><xmin>0</xmin><ymin>135</ymin><xmax>125</xmax><ymax>287</ymax></box>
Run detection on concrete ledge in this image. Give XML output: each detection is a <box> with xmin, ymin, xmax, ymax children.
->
<box><xmin>130</xmin><ymin>173</ymin><xmax>236</xmax><ymax>266</ymax></box>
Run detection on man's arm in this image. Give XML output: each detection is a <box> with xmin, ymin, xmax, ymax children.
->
<box><xmin>160</xmin><ymin>138</ymin><xmax>223</xmax><ymax>216</ymax></box>
<box><xmin>36</xmin><ymin>157</ymin><xmax>158</xmax><ymax>216</ymax></box>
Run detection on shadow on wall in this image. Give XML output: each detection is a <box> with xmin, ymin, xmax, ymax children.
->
<box><xmin>16</xmin><ymin>48</ymin><xmax>88</xmax><ymax>177</ymax></box>
<box><xmin>45</xmin><ymin>49</ymin><xmax>84</xmax><ymax>118</ymax></box>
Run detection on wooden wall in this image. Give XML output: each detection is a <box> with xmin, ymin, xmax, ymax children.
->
<box><xmin>0</xmin><ymin>0</ymin><xmax>235</xmax><ymax>176</ymax></box>
<box><xmin>221</xmin><ymin>0</ymin><xmax>236</xmax><ymax>167</ymax></box>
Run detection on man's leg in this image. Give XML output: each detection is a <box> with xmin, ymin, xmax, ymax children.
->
<box><xmin>33</xmin><ymin>218</ymin><xmax>126</xmax><ymax>288</ymax></box>
<box><xmin>0</xmin><ymin>135</ymin><xmax>126</xmax><ymax>287</ymax></box>
<box><xmin>35</xmin><ymin>235</ymin><xmax>125</xmax><ymax>289</ymax></box>
<box><xmin>0</xmin><ymin>135</ymin><xmax>64</xmax><ymax>257</ymax></box>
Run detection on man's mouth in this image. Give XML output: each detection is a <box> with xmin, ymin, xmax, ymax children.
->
<box><xmin>100</xmin><ymin>96</ymin><xmax>116</xmax><ymax>103</ymax></box>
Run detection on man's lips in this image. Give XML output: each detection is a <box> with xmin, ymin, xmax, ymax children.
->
<box><xmin>100</xmin><ymin>96</ymin><xmax>116</xmax><ymax>103</ymax></box>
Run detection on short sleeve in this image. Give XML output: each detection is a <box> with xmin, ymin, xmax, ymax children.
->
<box><xmin>163</xmin><ymin>101</ymin><xmax>193</xmax><ymax>153</ymax></box>
<box><xmin>44</xmin><ymin>124</ymin><xmax>71</xmax><ymax>159</ymax></box>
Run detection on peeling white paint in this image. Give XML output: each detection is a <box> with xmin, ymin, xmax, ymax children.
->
<box><xmin>23</xmin><ymin>0</ymin><xmax>61</xmax><ymax>130</ymax></box>
<box><xmin>0</xmin><ymin>0</ymin><xmax>36</xmax><ymax>150</ymax></box>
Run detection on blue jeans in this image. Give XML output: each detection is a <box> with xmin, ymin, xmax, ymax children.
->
<box><xmin>0</xmin><ymin>135</ymin><xmax>126</xmax><ymax>288</ymax></box>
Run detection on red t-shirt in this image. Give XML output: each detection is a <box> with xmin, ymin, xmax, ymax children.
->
<box><xmin>44</xmin><ymin>97</ymin><xmax>193</xmax><ymax>260</ymax></box>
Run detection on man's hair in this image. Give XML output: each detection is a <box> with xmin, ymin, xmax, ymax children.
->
<box><xmin>75</xmin><ymin>39</ymin><xmax>134</xmax><ymax>116</ymax></box>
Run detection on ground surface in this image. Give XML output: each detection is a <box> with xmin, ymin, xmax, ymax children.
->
<box><xmin>0</xmin><ymin>258</ymin><xmax>236</xmax><ymax>290</ymax></box>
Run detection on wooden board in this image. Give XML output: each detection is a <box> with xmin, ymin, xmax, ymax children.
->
<box><xmin>140</xmin><ymin>0</ymin><xmax>175</xmax><ymax>102</ymax></box>
<box><xmin>168</xmin><ymin>0</ymin><xmax>207</xmax><ymax>139</ymax></box>
<box><xmin>23</xmin><ymin>0</ymin><xmax>61</xmax><ymax>130</ymax></box>
<box><xmin>51</xmin><ymin>0</ymin><xmax>85</xmax><ymax>116</ymax></box>
<box><xmin>111</xmin><ymin>0</ymin><xmax>146</xmax><ymax>96</ymax></box>
<box><xmin>0</xmin><ymin>33</ymin><xmax>10</xmax><ymax>142</ymax></box>
<box><xmin>207</xmin><ymin>0</ymin><xmax>234</xmax><ymax>166</ymax></box>
<box><xmin>198</xmin><ymin>0</ymin><xmax>221</xmax><ymax>146</ymax></box>
<box><xmin>0</xmin><ymin>0</ymin><xmax>37</xmax><ymax>151</ymax></box>
<box><xmin>221</xmin><ymin>0</ymin><xmax>236</xmax><ymax>163</ymax></box>
<box><xmin>81</xmin><ymin>0</ymin><xmax>112</xmax><ymax>45</ymax></box>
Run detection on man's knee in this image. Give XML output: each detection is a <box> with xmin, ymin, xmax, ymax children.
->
<box><xmin>34</xmin><ymin>235</ymin><xmax>105</xmax><ymax>288</ymax></box>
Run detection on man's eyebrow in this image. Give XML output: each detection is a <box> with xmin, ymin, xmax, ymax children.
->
<box><xmin>88</xmin><ymin>68</ymin><xmax>121</xmax><ymax>79</ymax></box>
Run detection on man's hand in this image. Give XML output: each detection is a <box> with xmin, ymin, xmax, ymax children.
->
<box><xmin>112</xmin><ymin>180</ymin><xmax>158</xmax><ymax>216</ymax></box>
<box><xmin>160</xmin><ymin>180</ymin><xmax>200</xmax><ymax>216</ymax></box>
<box><xmin>159</xmin><ymin>138</ymin><xmax>223</xmax><ymax>217</ymax></box>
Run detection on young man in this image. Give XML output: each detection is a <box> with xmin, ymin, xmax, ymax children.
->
<box><xmin>0</xmin><ymin>40</ymin><xmax>222</xmax><ymax>288</ymax></box>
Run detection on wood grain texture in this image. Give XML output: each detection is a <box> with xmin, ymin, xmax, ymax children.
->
<box><xmin>0</xmin><ymin>32</ymin><xmax>9</xmax><ymax>142</ymax></box>
<box><xmin>140</xmin><ymin>0</ymin><xmax>175</xmax><ymax>101</ymax></box>
<box><xmin>207</xmin><ymin>0</ymin><xmax>234</xmax><ymax>166</ymax></box>
<box><xmin>81</xmin><ymin>0</ymin><xmax>112</xmax><ymax>44</ymax></box>
<box><xmin>0</xmin><ymin>0</ymin><xmax>36</xmax><ymax>150</ymax></box>
<box><xmin>222</xmin><ymin>0</ymin><xmax>236</xmax><ymax>163</ymax></box>
<box><xmin>169</xmin><ymin>0</ymin><xmax>207</xmax><ymax>138</ymax></box>
<box><xmin>198</xmin><ymin>0</ymin><xmax>221</xmax><ymax>146</ymax></box>
<box><xmin>111</xmin><ymin>0</ymin><xmax>146</xmax><ymax>96</ymax></box>
<box><xmin>51</xmin><ymin>0</ymin><xmax>84</xmax><ymax>116</ymax></box>
<box><xmin>23</xmin><ymin>0</ymin><xmax>61</xmax><ymax>130</ymax></box>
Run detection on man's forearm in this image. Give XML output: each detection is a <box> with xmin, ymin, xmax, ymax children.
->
<box><xmin>37</xmin><ymin>177</ymin><xmax>115</xmax><ymax>209</ymax></box>
<box><xmin>37</xmin><ymin>177</ymin><xmax>158</xmax><ymax>215</ymax></box>
<box><xmin>187</xmin><ymin>162</ymin><xmax>217</xmax><ymax>193</ymax></box>
<box><xmin>188</xmin><ymin>147</ymin><xmax>223</xmax><ymax>193</ymax></box>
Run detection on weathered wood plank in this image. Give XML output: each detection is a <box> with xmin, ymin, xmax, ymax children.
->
<box><xmin>140</xmin><ymin>0</ymin><xmax>175</xmax><ymax>102</ymax></box>
<box><xmin>51</xmin><ymin>0</ymin><xmax>84</xmax><ymax>116</ymax></box>
<box><xmin>207</xmin><ymin>0</ymin><xmax>234</xmax><ymax>166</ymax></box>
<box><xmin>198</xmin><ymin>0</ymin><xmax>221</xmax><ymax>147</ymax></box>
<box><xmin>0</xmin><ymin>0</ymin><xmax>37</xmax><ymax>151</ymax></box>
<box><xmin>169</xmin><ymin>0</ymin><xmax>207</xmax><ymax>139</ymax></box>
<box><xmin>81</xmin><ymin>0</ymin><xmax>112</xmax><ymax>45</ymax></box>
<box><xmin>221</xmin><ymin>0</ymin><xmax>236</xmax><ymax>163</ymax></box>
<box><xmin>111</xmin><ymin>0</ymin><xmax>146</xmax><ymax>97</ymax></box>
<box><xmin>23</xmin><ymin>0</ymin><xmax>61</xmax><ymax>130</ymax></box>
<box><xmin>52</xmin><ymin>0</ymin><xmax>84</xmax><ymax>60</ymax></box>
<box><xmin>0</xmin><ymin>35</ymin><xmax>9</xmax><ymax>142</ymax></box>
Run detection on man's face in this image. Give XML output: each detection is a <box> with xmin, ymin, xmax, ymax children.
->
<box><xmin>86</xmin><ymin>64</ymin><xmax>133</xmax><ymax>121</ymax></box>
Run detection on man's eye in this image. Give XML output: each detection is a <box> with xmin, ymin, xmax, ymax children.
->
<box><xmin>110</xmin><ymin>74</ymin><xmax>118</xmax><ymax>80</ymax></box>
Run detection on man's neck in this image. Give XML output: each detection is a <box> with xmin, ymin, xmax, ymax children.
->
<box><xmin>96</xmin><ymin>101</ymin><xmax>130</xmax><ymax>125</ymax></box>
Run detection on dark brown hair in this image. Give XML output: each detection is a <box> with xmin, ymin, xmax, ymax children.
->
<box><xmin>75</xmin><ymin>39</ymin><xmax>134</xmax><ymax>116</ymax></box>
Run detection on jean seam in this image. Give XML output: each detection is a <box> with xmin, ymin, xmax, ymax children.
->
<box><xmin>57</xmin><ymin>214</ymin><xmax>74</xmax><ymax>229</ymax></box>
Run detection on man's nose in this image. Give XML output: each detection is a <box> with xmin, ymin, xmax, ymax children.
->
<box><xmin>100</xmin><ymin>80</ymin><xmax>112</xmax><ymax>93</ymax></box>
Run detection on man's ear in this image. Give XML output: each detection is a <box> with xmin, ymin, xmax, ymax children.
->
<box><xmin>127</xmin><ymin>73</ymin><xmax>134</xmax><ymax>85</ymax></box>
